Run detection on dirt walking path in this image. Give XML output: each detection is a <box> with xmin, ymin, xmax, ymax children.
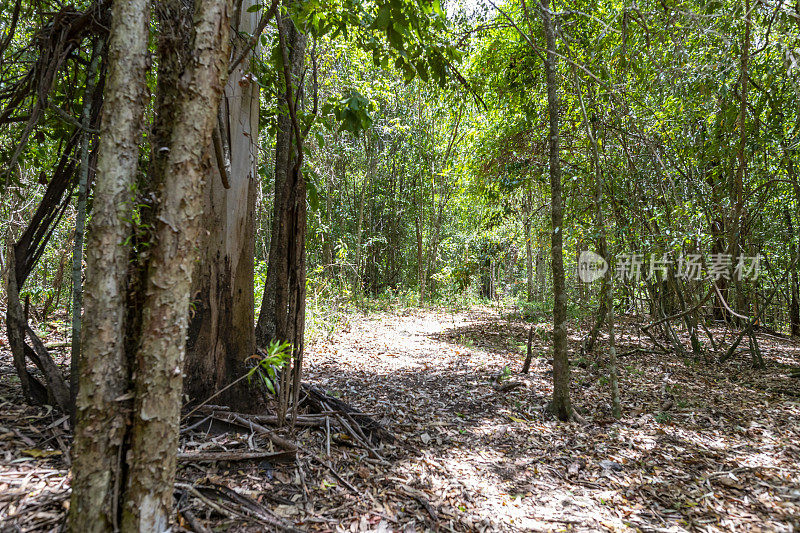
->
<box><xmin>304</xmin><ymin>306</ymin><xmax>800</xmax><ymax>532</ymax></box>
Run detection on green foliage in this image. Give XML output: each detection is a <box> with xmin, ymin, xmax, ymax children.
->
<box><xmin>6</xmin><ymin>0</ymin><xmax>800</xmax><ymax>357</ymax></box>
<box><xmin>655</xmin><ymin>412</ymin><xmax>674</xmax><ymax>424</ymax></box>
<box><xmin>246</xmin><ymin>340</ymin><xmax>294</xmax><ymax>395</ymax></box>
<box><xmin>322</xmin><ymin>89</ymin><xmax>374</xmax><ymax>134</ymax></box>
<box><xmin>497</xmin><ymin>365</ymin><xmax>511</xmax><ymax>383</ymax></box>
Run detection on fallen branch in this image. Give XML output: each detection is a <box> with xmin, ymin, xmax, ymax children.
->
<box><xmin>179</xmin><ymin>509</ymin><xmax>212</xmax><ymax>533</ymax></box>
<box><xmin>175</xmin><ymin>482</ymin><xmax>301</xmax><ymax>532</ymax></box>
<box><xmin>215</xmin><ymin>411</ymin><xmax>298</xmax><ymax>453</ymax></box>
<box><xmin>301</xmin><ymin>383</ymin><xmax>394</xmax><ymax>444</ymax></box>
<box><xmin>176</xmin><ymin>450</ymin><xmax>294</xmax><ymax>463</ymax></box>
<box><xmin>309</xmin><ymin>456</ymin><xmax>363</xmax><ymax>497</ymax></box>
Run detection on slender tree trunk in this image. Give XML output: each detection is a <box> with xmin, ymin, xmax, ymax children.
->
<box><xmin>68</xmin><ymin>0</ymin><xmax>150</xmax><ymax>527</ymax></box>
<box><xmin>352</xmin><ymin>137</ymin><xmax>373</xmax><ymax>297</ymax></box>
<box><xmin>186</xmin><ymin>0</ymin><xmax>260</xmax><ymax>410</ymax></box>
<box><xmin>669</xmin><ymin>272</ymin><xmax>703</xmax><ymax>356</ymax></box>
<box><xmin>121</xmin><ymin>0</ymin><xmax>231</xmax><ymax>527</ymax></box>
<box><xmin>583</xmin><ymin>284</ymin><xmax>607</xmax><ymax>354</ymax></box>
<box><xmin>576</xmin><ymin>80</ymin><xmax>620</xmax><ymax>418</ymax></box>
<box><xmin>535</xmin><ymin>234</ymin><xmax>546</xmax><ymax>298</ymax></box>
<box><xmin>729</xmin><ymin>0</ymin><xmax>751</xmax><ymax>316</ymax></box>
<box><xmin>425</xmin><ymin>175</ymin><xmax>438</xmax><ymax>295</ymax></box>
<box><xmin>524</xmin><ymin>187</ymin><xmax>534</xmax><ymax>302</ymax></box>
<box><xmin>415</xmin><ymin>177</ymin><xmax>425</xmax><ymax>304</ymax></box>
<box><xmin>387</xmin><ymin>155</ymin><xmax>398</xmax><ymax>283</ymax></box>
<box><xmin>322</xmin><ymin>162</ymin><xmax>334</xmax><ymax>269</ymax></box>
<box><xmin>69</xmin><ymin>38</ymin><xmax>103</xmax><ymax>414</ymax></box>
<box><xmin>786</xmin><ymin>207</ymin><xmax>800</xmax><ymax>336</ymax></box>
<box><xmin>425</xmin><ymin>208</ymin><xmax>443</xmax><ymax>297</ymax></box>
<box><xmin>422</xmin><ymin>109</ymin><xmax>459</xmax><ymax>298</ymax></box>
<box><xmin>784</xmin><ymin>149</ymin><xmax>800</xmax><ymax>336</ymax></box>
<box><xmin>541</xmin><ymin>0</ymin><xmax>571</xmax><ymax>421</ymax></box>
<box><xmin>6</xmin><ymin>245</ymin><xmax>43</xmax><ymax>405</ymax></box>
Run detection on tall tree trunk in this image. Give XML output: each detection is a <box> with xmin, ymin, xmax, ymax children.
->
<box><xmin>415</xmin><ymin>176</ymin><xmax>425</xmax><ymax>304</ymax></box>
<box><xmin>352</xmin><ymin>136</ymin><xmax>373</xmax><ymax>297</ymax></box>
<box><xmin>783</xmin><ymin>148</ymin><xmax>800</xmax><ymax>336</ymax></box>
<box><xmin>130</xmin><ymin>0</ymin><xmax>193</xmax><ymax>371</ymax></box>
<box><xmin>256</xmin><ymin>10</ymin><xmax>306</xmax><ymax>347</ymax></box>
<box><xmin>121</xmin><ymin>0</ymin><xmax>231</xmax><ymax>527</ymax></box>
<box><xmin>387</xmin><ymin>155</ymin><xmax>398</xmax><ymax>284</ymax></box>
<box><xmin>786</xmin><ymin>207</ymin><xmax>800</xmax><ymax>336</ymax></box>
<box><xmin>541</xmin><ymin>0</ymin><xmax>571</xmax><ymax>421</ymax></box>
<box><xmin>256</xmin><ymin>9</ymin><xmax>308</xmax><ymax>424</ymax></box>
<box><xmin>422</xmin><ymin>108</ymin><xmax>460</xmax><ymax>298</ymax></box>
<box><xmin>68</xmin><ymin>0</ymin><xmax>150</xmax><ymax>527</ymax></box>
<box><xmin>576</xmin><ymin>80</ymin><xmax>620</xmax><ymax>418</ymax></box>
<box><xmin>729</xmin><ymin>0</ymin><xmax>751</xmax><ymax>317</ymax></box>
<box><xmin>69</xmin><ymin>38</ymin><xmax>102</xmax><ymax>413</ymax></box>
<box><xmin>185</xmin><ymin>0</ymin><xmax>260</xmax><ymax>410</ymax></box>
<box><xmin>524</xmin><ymin>186</ymin><xmax>534</xmax><ymax>302</ymax></box>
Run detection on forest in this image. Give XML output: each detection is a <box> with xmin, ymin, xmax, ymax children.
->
<box><xmin>0</xmin><ymin>0</ymin><xmax>798</xmax><ymax>531</ymax></box>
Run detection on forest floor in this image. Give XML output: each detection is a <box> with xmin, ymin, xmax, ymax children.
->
<box><xmin>1</xmin><ymin>305</ymin><xmax>799</xmax><ymax>532</ymax></box>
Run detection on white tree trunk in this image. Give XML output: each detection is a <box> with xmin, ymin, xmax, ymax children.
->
<box><xmin>185</xmin><ymin>1</ymin><xmax>260</xmax><ymax>410</ymax></box>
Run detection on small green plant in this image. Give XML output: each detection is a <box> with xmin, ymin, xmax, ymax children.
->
<box><xmin>655</xmin><ymin>412</ymin><xmax>673</xmax><ymax>424</ymax></box>
<box><xmin>624</xmin><ymin>364</ymin><xmax>644</xmax><ymax>376</ymax></box>
<box><xmin>246</xmin><ymin>340</ymin><xmax>293</xmax><ymax>395</ymax></box>
<box><xmin>497</xmin><ymin>365</ymin><xmax>512</xmax><ymax>383</ymax></box>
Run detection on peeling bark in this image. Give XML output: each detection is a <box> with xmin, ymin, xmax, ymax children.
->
<box><xmin>68</xmin><ymin>0</ymin><xmax>150</xmax><ymax>528</ymax></box>
<box><xmin>121</xmin><ymin>0</ymin><xmax>231</xmax><ymax>528</ymax></box>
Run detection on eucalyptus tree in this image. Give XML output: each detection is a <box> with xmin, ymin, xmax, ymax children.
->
<box><xmin>250</xmin><ymin>0</ymin><xmax>460</xmax><ymax>420</ymax></box>
<box><xmin>185</xmin><ymin>0</ymin><xmax>265</xmax><ymax>410</ymax></box>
